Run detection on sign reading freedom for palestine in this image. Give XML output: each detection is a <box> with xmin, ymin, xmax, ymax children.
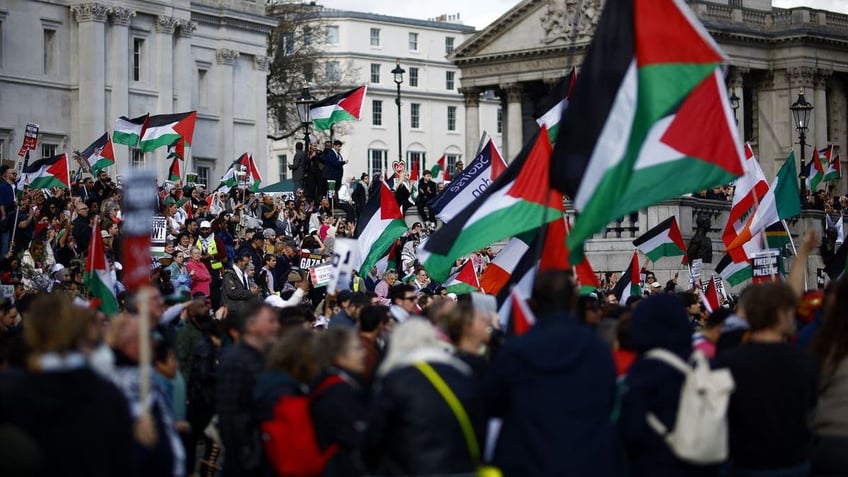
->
<box><xmin>752</xmin><ymin>250</ymin><xmax>780</xmax><ymax>284</ymax></box>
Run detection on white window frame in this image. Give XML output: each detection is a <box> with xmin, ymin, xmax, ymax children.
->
<box><xmin>410</xmin><ymin>103</ymin><xmax>421</xmax><ymax>129</ymax></box>
<box><xmin>194</xmin><ymin>159</ymin><xmax>213</xmax><ymax>188</ymax></box>
<box><xmin>408</xmin><ymin>32</ymin><xmax>418</xmax><ymax>51</ymax></box>
<box><xmin>132</xmin><ymin>37</ymin><xmax>145</xmax><ymax>82</ymax></box>
<box><xmin>325</xmin><ymin>25</ymin><xmax>339</xmax><ymax>45</ymax></box>
<box><xmin>445</xmin><ymin>36</ymin><xmax>455</xmax><ymax>54</ymax></box>
<box><xmin>445</xmin><ymin>71</ymin><xmax>455</xmax><ymax>90</ymax></box>
<box><xmin>130</xmin><ymin>148</ymin><xmax>145</xmax><ymax>168</ymax></box>
<box><xmin>41</xmin><ymin>143</ymin><xmax>57</xmax><ymax>159</ymax></box>
<box><xmin>446</xmin><ymin>154</ymin><xmax>461</xmax><ymax>177</ymax></box>
<box><xmin>447</xmin><ymin>106</ymin><xmax>457</xmax><ymax>132</ymax></box>
<box><xmin>370</xmin><ymin>28</ymin><xmax>380</xmax><ymax>47</ymax></box>
<box><xmin>372</xmin><ymin>100</ymin><xmax>383</xmax><ymax>127</ymax></box>
<box><xmin>43</xmin><ymin>28</ymin><xmax>57</xmax><ymax>75</ymax></box>
<box><xmin>368</xmin><ymin>149</ymin><xmax>387</xmax><ymax>178</ymax></box>
<box><xmin>325</xmin><ymin>61</ymin><xmax>340</xmax><ymax>82</ymax></box>
<box><xmin>408</xmin><ymin>67</ymin><xmax>419</xmax><ymax>87</ymax></box>
<box><xmin>370</xmin><ymin>63</ymin><xmax>380</xmax><ymax>84</ymax></box>
<box><xmin>406</xmin><ymin>151</ymin><xmax>425</xmax><ymax>176</ymax></box>
<box><xmin>278</xmin><ymin>154</ymin><xmax>288</xmax><ymax>181</ymax></box>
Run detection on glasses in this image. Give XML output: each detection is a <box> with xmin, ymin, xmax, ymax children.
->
<box><xmin>401</xmin><ymin>295</ymin><xmax>416</xmax><ymax>301</ymax></box>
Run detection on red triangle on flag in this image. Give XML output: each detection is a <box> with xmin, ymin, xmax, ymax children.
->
<box><xmin>454</xmin><ymin>260</ymin><xmax>480</xmax><ymax>289</ymax></box>
<box><xmin>172</xmin><ymin>111</ymin><xmax>197</xmax><ymax>146</ymax></box>
<box><xmin>705</xmin><ymin>276</ymin><xmax>721</xmax><ymax>311</ymax></box>
<box><xmin>661</xmin><ymin>73</ymin><xmax>744</xmax><ymax>176</ymax></box>
<box><xmin>338</xmin><ymin>86</ymin><xmax>367</xmax><ymax>119</ymax></box>
<box><xmin>539</xmin><ymin>217</ymin><xmax>568</xmax><ymax>272</ymax></box>
<box><xmin>86</xmin><ymin>220</ymin><xmax>108</xmax><ymax>273</ymax></box>
<box><xmin>634</xmin><ymin>0</ymin><xmax>723</xmax><ymax>67</ymax></box>
<box><xmin>379</xmin><ymin>181</ymin><xmax>403</xmax><ymax>220</ymax></box>
<box><xmin>101</xmin><ymin>136</ymin><xmax>115</xmax><ymax>161</ymax></box>
<box><xmin>667</xmin><ymin>217</ymin><xmax>689</xmax><ymax>264</ymax></box>
<box><xmin>511</xmin><ymin>288</ymin><xmax>535</xmax><ymax>336</ymax></box>
<box><xmin>507</xmin><ymin>127</ymin><xmax>562</xmax><ymax>209</ymax></box>
<box><xmin>629</xmin><ymin>251</ymin><xmax>641</xmax><ymax>286</ymax></box>
<box><xmin>410</xmin><ymin>158</ymin><xmax>419</xmax><ymax>181</ymax></box>
<box><xmin>489</xmin><ymin>141</ymin><xmax>507</xmax><ymax>180</ymax></box>
<box><xmin>47</xmin><ymin>154</ymin><xmax>71</xmax><ymax>189</ymax></box>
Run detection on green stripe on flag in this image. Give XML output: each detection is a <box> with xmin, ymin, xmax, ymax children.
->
<box><xmin>359</xmin><ymin>219</ymin><xmax>408</xmax><ymax>276</ymax></box>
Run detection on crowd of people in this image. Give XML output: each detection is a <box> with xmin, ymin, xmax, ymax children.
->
<box><xmin>0</xmin><ymin>161</ymin><xmax>847</xmax><ymax>477</ymax></box>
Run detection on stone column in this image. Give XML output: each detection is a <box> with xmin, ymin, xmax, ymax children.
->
<box><xmin>175</xmin><ymin>20</ymin><xmax>197</xmax><ymax>174</ymax></box>
<box><xmin>814</xmin><ymin>70</ymin><xmax>831</xmax><ymax>148</ymax></box>
<box><xmin>829</xmin><ymin>77</ymin><xmax>847</xmax><ymax>193</ymax></box>
<box><xmin>71</xmin><ymin>3</ymin><xmax>109</xmax><ymax>151</ymax></box>
<box><xmin>503</xmin><ymin>84</ymin><xmax>524</xmax><ymax>160</ymax></box>
<box><xmin>107</xmin><ymin>6</ymin><xmax>135</xmax><ymax>173</ymax></box>
<box><xmin>728</xmin><ymin>67</ymin><xmax>745</xmax><ymax>141</ymax></box>
<box><xmin>755</xmin><ymin>71</ymin><xmax>782</xmax><ymax>178</ymax></box>
<box><xmin>153</xmin><ymin>16</ymin><xmax>178</xmax><ymax>178</ymax></box>
<box><xmin>216</xmin><ymin>49</ymin><xmax>239</xmax><ymax>174</ymax></box>
<box><xmin>253</xmin><ymin>55</ymin><xmax>271</xmax><ymax>179</ymax></box>
<box><xmin>459</xmin><ymin>87</ymin><xmax>481</xmax><ymax>158</ymax></box>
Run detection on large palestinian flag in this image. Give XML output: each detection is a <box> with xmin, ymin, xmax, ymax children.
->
<box><xmin>78</xmin><ymin>133</ymin><xmax>115</xmax><ymax>175</ymax></box>
<box><xmin>311</xmin><ymin>86</ymin><xmax>367</xmax><ymax>131</ymax></box>
<box><xmin>551</xmin><ymin>0</ymin><xmax>744</xmax><ymax>263</ymax></box>
<box><xmin>139</xmin><ymin>111</ymin><xmax>197</xmax><ymax>153</ymax></box>
<box><xmin>20</xmin><ymin>153</ymin><xmax>71</xmax><ymax>190</ymax></box>
<box><xmin>83</xmin><ymin>220</ymin><xmax>119</xmax><ymax>315</ymax></box>
<box><xmin>632</xmin><ymin>216</ymin><xmax>687</xmax><ymax>264</ymax></box>
<box><xmin>354</xmin><ymin>181</ymin><xmax>408</xmax><ymax>276</ymax></box>
<box><xmin>418</xmin><ymin>127</ymin><xmax>563</xmax><ymax>281</ymax></box>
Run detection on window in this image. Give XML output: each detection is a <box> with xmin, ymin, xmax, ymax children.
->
<box><xmin>447</xmin><ymin>106</ymin><xmax>457</xmax><ymax>131</ymax></box>
<box><xmin>303</xmin><ymin>62</ymin><xmax>314</xmax><ymax>83</ymax></box>
<box><xmin>408</xmin><ymin>67</ymin><xmax>419</xmax><ymax>87</ymax></box>
<box><xmin>407</xmin><ymin>151</ymin><xmax>425</xmax><ymax>176</ymax></box>
<box><xmin>132</xmin><ymin>38</ymin><xmax>144</xmax><ymax>82</ymax></box>
<box><xmin>197</xmin><ymin>68</ymin><xmax>208</xmax><ymax>108</ymax></box>
<box><xmin>410</xmin><ymin>103</ymin><xmax>421</xmax><ymax>129</ymax></box>
<box><xmin>496</xmin><ymin>107</ymin><xmax>503</xmax><ymax>134</ymax></box>
<box><xmin>195</xmin><ymin>162</ymin><xmax>211</xmax><ymax>188</ymax></box>
<box><xmin>368</xmin><ymin>149</ymin><xmax>387</xmax><ymax>178</ymax></box>
<box><xmin>325</xmin><ymin>61</ymin><xmax>340</xmax><ymax>82</ymax></box>
<box><xmin>325</xmin><ymin>26</ymin><xmax>339</xmax><ymax>45</ymax></box>
<box><xmin>43</xmin><ymin>29</ymin><xmax>56</xmax><ymax>75</ymax></box>
<box><xmin>130</xmin><ymin>148</ymin><xmax>144</xmax><ymax>168</ymax></box>
<box><xmin>372</xmin><ymin>100</ymin><xmax>383</xmax><ymax>126</ymax></box>
<box><xmin>370</xmin><ymin>63</ymin><xmax>380</xmax><ymax>84</ymax></box>
<box><xmin>370</xmin><ymin>28</ymin><xmax>380</xmax><ymax>47</ymax></box>
<box><xmin>303</xmin><ymin>27</ymin><xmax>312</xmax><ymax>46</ymax></box>
<box><xmin>408</xmin><ymin>32</ymin><xmax>418</xmax><ymax>51</ymax></box>
<box><xmin>278</xmin><ymin>154</ymin><xmax>288</xmax><ymax>181</ymax></box>
<box><xmin>445</xmin><ymin>37</ymin><xmax>455</xmax><ymax>54</ymax></box>
<box><xmin>446</xmin><ymin>154</ymin><xmax>461</xmax><ymax>177</ymax></box>
<box><xmin>41</xmin><ymin>143</ymin><xmax>56</xmax><ymax>159</ymax></box>
<box><xmin>445</xmin><ymin>71</ymin><xmax>455</xmax><ymax>90</ymax></box>
<box><xmin>281</xmin><ymin>32</ymin><xmax>294</xmax><ymax>56</ymax></box>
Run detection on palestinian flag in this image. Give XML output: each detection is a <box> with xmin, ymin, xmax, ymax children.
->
<box><xmin>726</xmin><ymin>151</ymin><xmax>801</xmax><ymax>252</ymax></box>
<box><xmin>83</xmin><ymin>220</ymin><xmax>119</xmax><ymax>315</ymax></box>
<box><xmin>247</xmin><ymin>154</ymin><xmax>263</xmax><ymax>192</ymax></box>
<box><xmin>167</xmin><ymin>137</ymin><xmax>185</xmax><ymax>161</ymax></box>
<box><xmin>724</xmin><ymin>143</ymin><xmax>770</xmax><ymax>262</ymax></box>
<box><xmin>139</xmin><ymin>111</ymin><xmax>197</xmax><ymax>153</ymax></box>
<box><xmin>374</xmin><ymin>239</ymin><xmax>403</xmax><ymax>277</ymax></box>
<box><xmin>633</xmin><ymin>216</ymin><xmax>687</xmax><ymax>264</ymax></box>
<box><xmin>418</xmin><ymin>127</ymin><xmax>563</xmax><ymax>281</ymax></box>
<box><xmin>562</xmin><ymin>218</ymin><xmax>601</xmax><ymax>294</ymax></box>
<box><xmin>19</xmin><ymin>153</ymin><xmax>71</xmax><ymax>190</ymax></box>
<box><xmin>701</xmin><ymin>276</ymin><xmax>721</xmax><ymax>313</ymax></box>
<box><xmin>825</xmin><ymin>240</ymin><xmax>848</xmax><ymax>280</ymax></box>
<box><xmin>551</xmin><ymin>0</ymin><xmax>744</xmax><ymax>263</ymax></box>
<box><xmin>216</xmin><ymin>153</ymin><xmax>260</xmax><ymax>193</ymax></box>
<box><xmin>443</xmin><ymin>260</ymin><xmax>480</xmax><ymax>295</ymax></box>
<box><xmin>715</xmin><ymin>253</ymin><xmax>752</xmax><ymax>287</ymax></box>
<box><xmin>822</xmin><ymin>146</ymin><xmax>840</xmax><ymax>182</ymax></box>
<box><xmin>535</xmin><ymin>67</ymin><xmax>576</xmax><ymax>143</ymax></box>
<box><xmin>479</xmin><ymin>236</ymin><xmax>531</xmax><ymax>295</ymax></box>
<box><xmin>431</xmin><ymin>154</ymin><xmax>449</xmax><ymax>184</ymax></box>
<box><xmin>311</xmin><ymin>86</ymin><xmax>367</xmax><ymax>131</ymax></box>
<box><xmin>612</xmin><ymin>251</ymin><xmax>642</xmax><ymax>304</ymax></box>
<box><xmin>354</xmin><ymin>181</ymin><xmax>408</xmax><ymax>276</ymax></box>
<box><xmin>166</xmin><ymin>156</ymin><xmax>182</xmax><ymax>184</ymax></box>
<box><xmin>509</xmin><ymin>287</ymin><xmax>536</xmax><ymax>336</ymax></box>
<box><xmin>803</xmin><ymin>146</ymin><xmax>826</xmax><ymax>192</ymax></box>
<box><xmin>113</xmin><ymin>114</ymin><xmax>148</xmax><ymax>146</ymax></box>
<box><xmin>77</xmin><ymin>132</ymin><xmax>115</xmax><ymax>175</ymax></box>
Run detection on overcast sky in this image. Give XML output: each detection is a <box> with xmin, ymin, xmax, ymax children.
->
<box><xmin>319</xmin><ymin>0</ymin><xmax>848</xmax><ymax>30</ymax></box>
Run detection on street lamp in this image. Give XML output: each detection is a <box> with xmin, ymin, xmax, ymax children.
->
<box><xmin>790</xmin><ymin>88</ymin><xmax>813</xmax><ymax>199</ymax></box>
<box><xmin>392</xmin><ymin>59</ymin><xmax>405</xmax><ymax>167</ymax></box>
<box><xmin>295</xmin><ymin>86</ymin><xmax>317</xmax><ymax>153</ymax></box>
<box><xmin>729</xmin><ymin>89</ymin><xmax>740</xmax><ymax>124</ymax></box>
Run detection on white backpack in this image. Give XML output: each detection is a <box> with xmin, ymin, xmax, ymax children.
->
<box><xmin>644</xmin><ymin>348</ymin><xmax>735</xmax><ymax>464</ymax></box>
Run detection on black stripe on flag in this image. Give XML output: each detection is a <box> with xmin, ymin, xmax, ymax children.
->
<box><xmin>633</xmin><ymin>216</ymin><xmax>675</xmax><ymax>247</ymax></box>
<box><xmin>550</xmin><ymin>0</ymin><xmax>635</xmax><ymax>197</ymax></box>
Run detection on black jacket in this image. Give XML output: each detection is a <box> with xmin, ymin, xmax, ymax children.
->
<box><xmin>217</xmin><ymin>342</ymin><xmax>266</xmax><ymax>476</ymax></box>
<box><xmin>311</xmin><ymin>369</ymin><xmax>367</xmax><ymax>477</ymax></box>
<box><xmin>0</xmin><ymin>367</ymin><xmax>135</xmax><ymax>477</ymax></box>
<box><xmin>362</xmin><ymin>359</ymin><xmax>481</xmax><ymax>476</ymax></box>
<box><xmin>72</xmin><ymin>215</ymin><xmax>91</xmax><ymax>253</ymax></box>
<box><xmin>221</xmin><ymin>268</ymin><xmax>254</xmax><ymax>318</ymax></box>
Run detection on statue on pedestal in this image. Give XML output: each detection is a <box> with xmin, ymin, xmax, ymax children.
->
<box><xmin>687</xmin><ymin>213</ymin><xmax>713</xmax><ymax>264</ymax></box>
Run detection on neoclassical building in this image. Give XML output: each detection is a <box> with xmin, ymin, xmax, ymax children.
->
<box><xmin>0</xmin><ymin>0</ymin><xmax>275</xmax><ymax>187</ymax></box>
<box><xmin>451</xmin><ymin>0</ymin><xmax>848</xmax><ymax>192</ymax></box>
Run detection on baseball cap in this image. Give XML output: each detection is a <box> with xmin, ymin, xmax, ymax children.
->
<box><xmin>651</xmin><ymin>281</ymin><xmax>662</xmax><ymax>289</ymax></box>
<box><xmin>199</xmin><ymin>220</ymin><xmax>212</xmax><ymax>228</ymax></box>
<box><xmin>100</xmin><ymin>230</ymin><xmax>111</xmax><ymax>239</ymax></box>
<box><xmin>287</xmin><ymin>270</ymin><xmax>303</xmax><ymax>282</ymax></box>
<box><xmin>263</xmin><ymin>228</ymin><xmax>276</xmax><ymax>239</ymax></box>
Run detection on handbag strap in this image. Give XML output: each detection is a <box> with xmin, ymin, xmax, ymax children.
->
<box><xmin>414</xmin><ymin>362</ymin><xmax>480</xmax><ymax>461</ymax></box>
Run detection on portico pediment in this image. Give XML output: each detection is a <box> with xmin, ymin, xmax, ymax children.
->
<box><xmin>452</xmin><ymin>0</ymin><xmax>603</xmax><ymax>64</ymax></box>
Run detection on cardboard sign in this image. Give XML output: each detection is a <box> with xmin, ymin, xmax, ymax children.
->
<box><xmin>817</xmin><ymin>268</ymin><xmax>826</xmax><ymax>289</ymax></box>
<box><xmin>18</xmin><ymin>123</ymin><xmax>39</xmax><ymax>156</ymax></box>
<box><xmin>689</xmin><ymin>258</ymin><xmax>703</xmax><ymax>287</ymax></box>
<box><xmin>327</xmin><ymin>238</ymin><xmax>359</xmax><ymax>294</ymax></box>
<box><xmin>150</xmin><ymin>215</ymin><xmax>167</xmax><ymax>257</ymax></box>
<box><xmin>310</xmin><ymin>263</ymin><xmax>333</xmax><ymax>288</ymax></box>
<box><xmin>752</xmin><ymin>250</ymin><xmax>780</xmax><ymax>284</ymax></box>
<box><xmin>713</xmin><ymin>275</ymin><xmax>727</xmax><ymax>299</ymax></box>
<box><xmin>300</xmin><ymin>251</ymin><xmax>324</xmax><ymax>269</ymax></box>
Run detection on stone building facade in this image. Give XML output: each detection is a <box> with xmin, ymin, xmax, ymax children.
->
<box><xmin>0</xmin><ymin>0</ymin><xmax>275</xmax><ymax>187</ymax></box>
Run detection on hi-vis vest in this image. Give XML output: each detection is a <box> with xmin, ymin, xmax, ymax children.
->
<box><xmin>197</xmin><ymin>237</ymin><xmax>223</xmax><ymax>270</ymax></box>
